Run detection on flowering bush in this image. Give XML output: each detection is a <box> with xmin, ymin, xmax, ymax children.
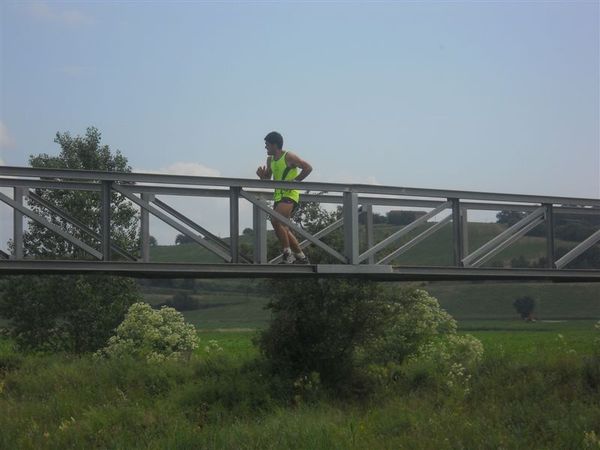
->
<box><xmin>95</xmin><ymin>302</ymin><xmax>198</xmax><ymax>362</ymax></box>
<box><xmin>361</xmin><ymin>289</ymin><xmax>457</xmax><ymax>365</ymax></box>
<box><xmin>402</xmin><ymin>334</ymin><xmax>484</xmax><ymax>394</ymax></box>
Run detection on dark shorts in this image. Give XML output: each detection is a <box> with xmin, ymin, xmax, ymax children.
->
<box><xmin>273</xmin><ymin>197</ymin><xmax>299</xmax><ymax>214</ymax></box>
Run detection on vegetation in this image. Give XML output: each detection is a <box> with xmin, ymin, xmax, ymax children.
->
<box><xmin>1</xmin><ymin>321</ymin><xmax>600</xmax><ymax>449</ymax></box>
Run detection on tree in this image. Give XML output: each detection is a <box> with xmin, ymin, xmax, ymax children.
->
<box><xmin>496</xmin><ymin>210</ymin><xmax>526</xmax><ymax>227</ymax></box>
<box><xmin>149</xmin><ymin>235</ymin><xmax>158</xmax><ymax>247</ymax></box>
<box><xmin>386</xmin><ymin>210</ymin><xmax>426</xmax><ymax>226</ymax></box>
<box><xmin>513</xmin><ymin>296</ymin><xmax>536</xmax><ymax>321</ymax></box>
<box><xmin>175</xmin><ymin>233</ymin><xmax>194</xmax><ymax>245</ymax></box>
<box><xmin>0</xmin><ymin>127</ymin><xmax>142</xmax><ymax>352</ymax></box>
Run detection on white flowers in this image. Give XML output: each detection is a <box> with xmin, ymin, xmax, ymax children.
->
<box><xmin>95</xmin><ymin>302</ymin><xmax>198</xmax><ymax>362</ymax></box>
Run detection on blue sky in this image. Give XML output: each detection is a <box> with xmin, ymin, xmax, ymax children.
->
<box><xmin>1</xmin><ymin>1</ymin><xmax>599</xmax><ymax>246</ymax></box>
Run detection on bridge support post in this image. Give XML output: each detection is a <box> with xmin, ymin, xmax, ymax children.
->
<box><xmin>101</xmin><ymin>181</ymin><xmax>112</xmax><ymax>261</ymax></box>
<box><xmin>140</xmin><ymin>193</ymin><xmax>153</xmax><ymax>262</ymax></box>
<box><xmin>343</xmin><ymin>191</ymin><xmax>359</xmax><ymax>264</ymax></box>
<box><xmin>230</xmin><ymin>187</ymin><xmax>240</xmax><ymax>263</ymax></box>
<box><xmin>544</xmin><ymin>203</ymin><xmax>555</xmax><ymax>268</ymax></box>
<box><xmin>451</xmin><ymin>198</ymin><xmax>464</xmax><ymax>267</ymax></box>
<box><xmin>253</xmin><ymin>204</ymin><xmax>267</xmax><ymax>264</ymax></box>
<box><xmin>365</xmin><ymin>204</ymin><xmax>375</xmax><ymax>264</ymax></box>
<box><xmin>12</xmin><ymin>187</ymin><xmax>24</xmax><ymax>259</ymax></box>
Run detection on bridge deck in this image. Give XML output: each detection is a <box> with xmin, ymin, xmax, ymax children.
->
<box><xmin>1</xmin><ymin>260</ymin><xmax>599</xmax><ymax>282</ymax></box>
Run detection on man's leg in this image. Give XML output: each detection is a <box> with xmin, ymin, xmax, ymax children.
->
<box><xmin>271</xmin><ymin>201</ymin><xmax>295</xmax><ymax>251</ymax></box>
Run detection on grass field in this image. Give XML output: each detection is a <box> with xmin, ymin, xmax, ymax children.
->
<box><xmin>2</xmin><ymin>320</ymin><xmax>600</xmax><ymax>449</ymax></box>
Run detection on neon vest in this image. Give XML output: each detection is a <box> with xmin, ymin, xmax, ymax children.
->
<box><xmin>270</xmin><ymin>151</ymin><xmax>300</xmax><ymax>203</ymax></box>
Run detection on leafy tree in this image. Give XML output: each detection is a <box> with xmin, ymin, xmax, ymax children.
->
<box><xmin>175</xmin><ymin>234</ymin><xmax>195</xmax><ymax>245</ymax></box>
<box><xmin>165</xmin><ymin>292</ymin><xmax>201</xmax><ymax>311</ymax></box>
<box><xmin>386</xmin><ymin>210</ymin><xmax>426</xmax><ymax>226</ymax></box>
<box><xmin>513</xmin><ymin>296</ymin><xmax>536</xmax><ymax>321</ymax></box>
<box><xmin>23</xmin><ymin>127</ymin><xmax>139</xmax><ymax>258</ymax></box>
<box><xmin>149</xmin><ymin>235</ymin><xmax>158</xmax><ymax>247</ymax></box>
<box><xmin>0</xmin><ymin>127</ymin><xmax>141</xmax><ymax>352</ymax></box>
<box><xmin>496</xmin><ymin>210</ymin><xmax>526</xmax><ymax>227</ymax></box>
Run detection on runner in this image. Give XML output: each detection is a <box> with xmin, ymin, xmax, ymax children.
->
<box><xmin>256</xmin><ymin>131</ymin><xmax>313</xmax><ymax>264</ymax></box>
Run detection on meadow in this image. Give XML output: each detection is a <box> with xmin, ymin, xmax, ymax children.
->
<box><xmin>1</xmin><ymin>318</ymin><xmax>600</xmax><ymax>449</ymax></box>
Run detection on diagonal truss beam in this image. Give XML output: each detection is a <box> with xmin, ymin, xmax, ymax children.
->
<box><xmin>0</xmin><ymin>191</ymin><xmax>102</xmax><ymax>259</ymax></box>
<box><xmin>149</xmin><ymin>196</ymin><xmax>252</xmax><ymax>264</ymax></box>
<box><xmin>240</xmin><ymin>191</ymin><xmax>347</xmax><ymax>263</ymax></box>
<box><xmin>467</xmin><ymin>216</ymin><xmax>544</xmax><ymax>268</ymax></box>
<box><xmin>463</xmin><ymin>206</ymin><xmax>545</xmax><ymax>267</ymax></box>
<box><xmin>27</xmin><ymin>190</ymin><xmax>137</xmax><ymax>261</ymax></box>
<box><xmin>269</xmin><ymin>206</ymin><xmax>365</xmax><ymax>264</ymax></box>
<box><xmin>113</xmin><ymin>185</ymin><xmax>232</xmax><ymax>262</ymax></box>
<box><xmin>555</xmin><ymin>228</ymin><xmax>600</xmax><ymax>269</ymax></box>
<box><xmin>0</xmin><ymin>250</ymin><xmax>9</xmax><ymax>259</ymax></box>
<box><xmin>378</xmin><ymin>215</ymin><xmax>452</xmax><ymax>264</ymax></box>
<box><xmin>360</xmin><ymin>201</ymin><xmax>450</xmax><ymax>263</ymax></box>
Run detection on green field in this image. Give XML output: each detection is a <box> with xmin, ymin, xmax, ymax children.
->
<box><xmin>2</xmin><ymin>321</ymin><xmax>600</xmax><ymax>449</ymax></box>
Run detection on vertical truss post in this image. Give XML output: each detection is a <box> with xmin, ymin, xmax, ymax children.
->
<box><xmin>101</xmin><ymin>181</ymin><xmax>112</xmax><ymax>261</ymax></box>
<box><xmin>13</xmin><ymin>187</ymin><xmax>24</xmax><ymax>259</ymax></box>
<box><xmin>343</xmin><ymin>191</ymin><xmax>359</xmax><ymax>264</ymax></box>
<box><xmin>253</xmin><ymin>204</ymin><xmax>267</xmax><ymax>264</ymax></box>
<box><xmin>461</xmin><ymin>206</ymin><xmax>469</xmax><ymax>258</ymax></box>
<box><xmin>451</xmin><ymin>198</ymin><xmax>464</xmax><ymax>267</ymax></box>
<box><xmin>140</xmin><ymin>193</ymin><xmax>152</xmax><ymax>262</ymax></box>
<box><xmin>545</xmin><ymin>203</ymin><xmax>555</xmax><ymax>268</ymax></box>
<box><xmin>365</xmin><ymin>204</ymin><xmax>375</xmax><ymax>264</ymax></box>
<box><xmin>230</xmin><ymin>187</ymin><xmax>240</xmax><ymax>263</ymax></box>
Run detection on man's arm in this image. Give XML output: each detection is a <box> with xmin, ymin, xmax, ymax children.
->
<box><xmin>285</xmin><ymin>152</ymin><xmax>313</xmax><ymax>182</ymax></box>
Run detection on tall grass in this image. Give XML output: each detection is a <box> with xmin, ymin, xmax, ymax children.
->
<box><xmin>2</xmin><ymin>324</ymin><xmax>600</xmax><ymax>449</ymax></box>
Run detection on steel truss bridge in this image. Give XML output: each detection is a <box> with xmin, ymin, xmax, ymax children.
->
<box><xmin>1</xmin><ymin>166</ymin><xmax>599</xmax><ymax>282</ymax></box>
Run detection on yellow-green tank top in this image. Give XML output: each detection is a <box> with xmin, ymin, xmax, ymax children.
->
<box><xmin>270</xmin><ymin>151</ymin><xmax>300</xmax><ymax>203</ymax></box>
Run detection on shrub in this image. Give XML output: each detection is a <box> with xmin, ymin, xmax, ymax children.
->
<box><xmin>513</xmin><ymin>296</ymin><xmax>536</xmax><ymax>320</ymax></box>
<box><xmin>95</xmin><ymin>302</ymin><xmax>198</xmax><ymax>362</ymax></box>
<box><xmin>0</xmin><ymin>275</ymin><xmax>139</xmax><ymax>353</ymax></box>
<box><xmin>257</xmin><ymin>278</ymin><xmax>390</xmax><ymax>387</ymax></box>
<box><xmin>401</xmin><ymin>333</ymin><xmax>484</xmax><ymax>394</ymax></box>
<box><xmin>361</xmin><ymin>289</ymin><xmax>457</xmax><ymax>366</ymax></box>
<box><xmin>165</xmin><ymin>292</ymin><xmax>201</xmax><ymax>311</ymax></box>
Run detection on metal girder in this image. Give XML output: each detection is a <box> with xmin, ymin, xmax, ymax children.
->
<box><xmin>3</xmin><ymin>175</ymin><xmax>599</xmax><ymax>216</ymax></box>
<box><xmin>463</xmin><ymin>206</ymin><xmax>546</xmax><ymax>267</ymax></box>
<box><xmin>268</xmin><ymin>209</ymin><xmax>360</xmax><ymax>264</ymax></box>
<box><xmin>467</xmin><ymin>216</ymin><xmax>545</xmax><ymax>268</ymax></box>
<box><xmin>555</xmin><ymin>228</ymin><xmax>600</xmax><ymax>269</ymax></box>
<box><xmin>343</xmin><ymin>192</ymin><xmax>359</xmax><ymax>264</ymax></box>
<box><xmin>27</xmin><ymin>190</ymin><xmax>136</xmax><ymax>261</ymax></box>
<box><xmin>0</xmin><ymin>191</ymin><xmax>102</xmax><ymax>259</ymax></box>
<box><xmin>2</xmin><ymin>260</ymin><xmax>600</xmax><ymax>282</ymax></box>
<box><xmin>240</xmin><ymin>191</ymin><xmax>347</xmax><ymax>263</ymax></box>
<box><xmin>0</xmin><ymin>250</ymin><xmax>9</xmax><ymax>259</ymax></box>
<box><xmin>13</xmin><ymin>187</ymin><xmax>24</xmax><ymax>259</ymax></box>
<box><xmin>378</xmin><ymin>215</ymin><xmax>452</xmax><ymax>265</ymax></box>
<box><xmin>113</xmin><ymin>185</ymin><xmax>232</xmax><ymax>262</ymax></box>
<box><xmin>2</xmin><ymin>166</ymin><xmax>600</xmax><ymax>207</ymax></box>
<box><xmin>359</xmin><ymin>201</ymin><xmax>450</xmax><ymax>263</ymax></box>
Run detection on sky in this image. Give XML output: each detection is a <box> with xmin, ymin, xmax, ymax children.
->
<box><xmin>1</xmin><ymin>1</ymin><xmax>599</xmax><ymax>248</ymax></box>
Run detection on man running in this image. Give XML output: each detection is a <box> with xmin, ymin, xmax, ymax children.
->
<box><xmin>256</xmin><ymin>131</ymin><xmax>313</xmax><ymax>264</ymax></box>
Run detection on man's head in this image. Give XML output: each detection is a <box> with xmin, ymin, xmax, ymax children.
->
<box><xmin>264</xmin><ymin>131</ymin><xmax>283</xmax><ymax>155</ymax></box>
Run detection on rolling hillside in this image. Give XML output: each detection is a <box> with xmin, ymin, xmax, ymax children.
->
<box><xmin>139</xmin><ymin>222</ymin><xmax>600</xmax><ymax>327</ymax></box>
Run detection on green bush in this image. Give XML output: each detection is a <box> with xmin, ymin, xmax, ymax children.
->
<box><xmin>95</xmin><ymin>302</ymin><xmax>198</xmax><ymax>362</ymax></box>
<box><xmin>257</xmin><ymin>279</ymin><xmax>390</xmax><ymax>387</ymax></box>
<box><xmin>0</xmin><ymin>275</ymin><xmax>139</xmax><ymax>353</ymax></box>
<box><xmin>401</xmin><ymin>334</ymin><xmax>484</xmax><ymax>394</ymax></box>
<box><xmin>360</xmin><ymin>289</ymin><xmax>457</xmax><ymax>366</ymax></box>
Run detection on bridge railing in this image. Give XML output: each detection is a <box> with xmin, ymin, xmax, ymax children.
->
<box><xmin>1</xmin><ymin>165</ymin><xmax>600</xmax><ymax>271</ymax></box>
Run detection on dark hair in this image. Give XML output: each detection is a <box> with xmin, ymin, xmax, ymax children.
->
<box><xmin>264</xmin><ymin>131</ymin><xmax>283</xmax><ymax>149</ymax></box>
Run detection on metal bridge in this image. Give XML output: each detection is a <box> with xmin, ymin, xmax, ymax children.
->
<box><xmin>1</xmin><ymin>166</ymin><xmax>600</xmax><ymax>282</ymax></box>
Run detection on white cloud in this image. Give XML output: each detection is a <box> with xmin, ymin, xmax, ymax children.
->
<box><xmin>0</xmin><ymin>122</ymin><xmax>15</xmax><ymax>149</ymax></box>
<box><xmin>27</xmin><ymin>1</ymin><xmax>93</xmax><ymax>26</ymax></box>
